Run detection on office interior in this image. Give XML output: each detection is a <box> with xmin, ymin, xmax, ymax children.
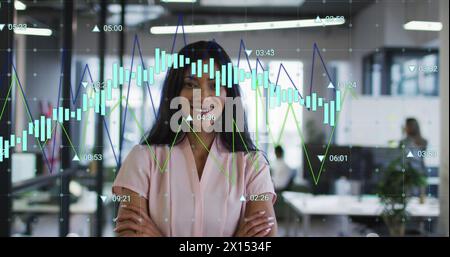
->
<box><xmin>0</xmin><ymin>0</ymin><xmax>448</xmax><ymax>237</ymax></box>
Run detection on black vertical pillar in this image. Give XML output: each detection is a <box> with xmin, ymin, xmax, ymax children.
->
<box><xmin>117</xmin><ymin>0</ymin><xmax>125</xmax><ymax>169</ymax></box>
<box><xmin>60</xmin><ymin>0</ymin><xmax>74</xmax><ymax>237</ymax></box>
<box><xmin>0</xmin><ymin>1</ymin><xmax>14</xmax><ymax>237</ymax></box>
<box><xmin>96</xmin><ymin>0</ymin><xmax>106</xmax><ymax>237</ymax></box>
<box><xmin>113</xmin><ymin>0</ymin><xmax>126</xmax><ymax>229</ymax></box>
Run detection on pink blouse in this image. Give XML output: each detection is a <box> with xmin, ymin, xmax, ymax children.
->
<box><xmin>112</xmin><ymin>135</ymin><xmax>276</xmax><ymax>237</ymax></box>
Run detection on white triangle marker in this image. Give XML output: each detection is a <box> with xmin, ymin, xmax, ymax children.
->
<box><xmin>0</xmin><ymin>24</ymin><xmax>5</xmax><ymax>31</ymax></box>
<box><xmin>317</xmin><ymin>155</ymin><xmax>325</xmax><ymax>162</ymax></box>
<box><xmin>72</xmin><ymin>155</ymin><xmax>80</xmax><ymax>161</ymax></box>
<box><xmin>315</xmin><ymin>16</ymin><xmax>322</xmax><ymax>23</ymax></box>
<box><xmin>186</xmin><ymin>115</ymin><xmax>193</xmax><ymax>121</ymax></box>
<box><xmin>245</xmin><ymin>49</ymin><xmax>252</xmax><ymax>57</ymax></box>
<box><xmin>82</xmin><ymin>81</ymin><xmax>88</xmax><ymax>88</ymax></box>
<box><xmin>240</xmin><ymin>195</ymin><xmax>246</xmax><ymax>202</ymax></box>
<box><xmin>327</xmin><ymin>82</ymin><xmax>335</xmax><ymax>89</ymax></box>
<box><xmin>408</xmin><ymin>65</ymin><xmax>416</xmax><ymax>72</ymax></box>
<box><xmin>407</xmin><ymin>151</ymin><xmax>414</xmax><ymax>158</ymax></box>
<box><xmin>92</xmin><ymin>25</ymin><xmax>100</xmax><ymax>32</ymax></box>
<box><xmin>100</xmin><ymin>195</ymin><xmax>107</xmax><ymax>202</ymax></box>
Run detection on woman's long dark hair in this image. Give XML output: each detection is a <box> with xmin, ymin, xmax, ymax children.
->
<box><xmin>142</xmin><ymin>40</ymin><xmax>257</xmax><ymax>152</ymax></box>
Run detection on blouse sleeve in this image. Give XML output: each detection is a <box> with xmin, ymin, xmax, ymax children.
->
<box><xmin>112</xmin><ymin>145</ymin><xmax>152</xmax><ymax>199</ymax></box>
<box><xmin>245</xmin><ymin>151</ymin><xmax>277</xmax><ymax>204</ymax></box>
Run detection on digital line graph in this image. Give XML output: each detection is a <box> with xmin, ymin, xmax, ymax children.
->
<box><xmin>0</xmin><ymin>16</ymin><xmax>353</xmax><ymax>184</ymax></box>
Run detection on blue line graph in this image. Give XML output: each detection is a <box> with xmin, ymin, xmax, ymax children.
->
<box><xmin>0</xmin><ymin>15</ymin><xmax>337</xmax><ymax>173</ymax></box>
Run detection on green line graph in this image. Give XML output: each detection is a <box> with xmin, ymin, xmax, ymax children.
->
<box><xmin>251</xmin><ymin>84</ymin><xmax>353</xmax><ymax>185</ymax></box>
<box><xmin>2</xmin><ymin>62</ymin><xmax>354</xmax><ymax>185</ymax></box>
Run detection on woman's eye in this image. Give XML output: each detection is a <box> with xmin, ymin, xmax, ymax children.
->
<box><xmin>184</xmin><ymin>82</ymin><xmax>197</xmax><ymax>88</ymax></box>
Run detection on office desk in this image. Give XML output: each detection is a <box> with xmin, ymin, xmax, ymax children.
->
<box><xmin>282</xmin><ymin>191</ymin><xmax>440</xmax><ymax>236</ymax></box>
<box><xmin>13</xmin><ymin>191</ymin><xmax>98</xmax><ymax>236</ymax></box>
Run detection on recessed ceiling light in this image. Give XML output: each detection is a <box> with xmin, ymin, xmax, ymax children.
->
<box><xmin>150</xmin><ymin>18</ymin><xmax>345</xmax><ymax>34</ymax></box>
<box><xmin>162</xmin><ymin>0</ymin><xmax>197</xmax><ymax>3</ymax></box>
<box><xmin>404</xmin><ymin>21</ymin><xmax>443</xmax><ymax>31</ymax></box>
<box><xmin>201</xmin><ymin>0</ymin><xmax>304</xmax><ymax>7</ymax></box>
<box><xmin>15</xmin><ymin>0</ymin><xmax>26</xmax><ymax>10</ymax></box>
<box><xmin>14</xmin><ymin>28</ymin><xmax>53</xmax><ymax>36</ymax></box>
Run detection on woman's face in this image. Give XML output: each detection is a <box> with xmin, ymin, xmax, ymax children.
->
<box><xmin>179</xmin><ymin>61</ymin><xmax>227</xmax><ymax>131</ymax></box>
<box><xmin>404</xmin><ymin>121</ymin><xmax>417</xmax><ymax>136</ymax></box>
<box><xmin>404</xmin><ymin>124</ymin><xmax>412</xmax><ymax>135</ymax></box>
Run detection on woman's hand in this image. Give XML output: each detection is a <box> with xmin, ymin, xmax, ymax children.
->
<box><xmin>114</xmin><ymin>204</ymin><xmax>164</xmax><ymax>237</ymax></box>
<box><xmin>234</xmin><ymin>210</ymin><xmax>275</xmax><ymax>237</ymax></box>
<box><xmin>112</xmin><ymin>187</ymin><xmax>164</xmax><ymax>237</ymax></box>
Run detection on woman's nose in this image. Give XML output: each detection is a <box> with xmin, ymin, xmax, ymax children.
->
<box><xmin>200</xmin><ymin>84</ymin><xmax>214</xmax><ymax>99</ymax></box>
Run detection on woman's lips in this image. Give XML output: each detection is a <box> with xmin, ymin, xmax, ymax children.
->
<box><xmin>190</xmin><ymin>104</ymin><xmax>215</xmax><ymax>115</ymax></box>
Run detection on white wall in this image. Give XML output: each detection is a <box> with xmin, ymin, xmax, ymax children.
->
<box><xmin>336</xmin><ymin>96</ymin><xmax>440</xmax><ymax>167</ymax></box>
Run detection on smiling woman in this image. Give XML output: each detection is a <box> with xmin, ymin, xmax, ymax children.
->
<box><xmin>112</xmin><ymin>41</ymin><xmax>277</xmax><ymax>237</ymax></box>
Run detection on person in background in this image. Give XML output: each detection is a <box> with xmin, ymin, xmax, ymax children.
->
<box><xmin>271</xmin><ymin>145</ymin><xmax>293</xmax><ymax>191</ymax></box>
<box><xmin>399</xmin><ymin>118</ymin><xmax>428</xmax><ymax>199</ymax></box>
<box><xmin>400</xmin><ymin>118</ymin><xmax>428</xmax><ymax>173</ymax></box>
